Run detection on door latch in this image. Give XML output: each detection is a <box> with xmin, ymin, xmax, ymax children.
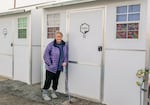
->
<box><xmin>98</xmin><ymin>46</ymin><xmax>102</xmax><ymax>51</ymax></box>
<box><xmin>11</xmin><ymin>43</ymin><xmax>13</xmax><ymax>47</ymax></box>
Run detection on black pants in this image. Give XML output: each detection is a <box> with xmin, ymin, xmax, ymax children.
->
<box><xmin>43</xmin><ymin>70</ymin><xmax>61</xmax><ymax>90</ymax></box>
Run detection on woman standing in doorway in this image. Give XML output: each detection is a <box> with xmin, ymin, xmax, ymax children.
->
<box><xmin>42</xmin><ymin>32</ymin><xmax>68</xmax><ymax>101</ymax></box>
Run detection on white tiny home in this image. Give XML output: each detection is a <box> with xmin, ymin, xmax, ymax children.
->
<box><xmin>0</xmin><ymin>0</ymin><xmax>149</xmax><ymax>105</ymax></box>
<box><xmin>0</xmin><ymin>8</ymin><xmax>42</xmax><ymax>84</ymax></box>
<box><xmin>39</xmin><ymin>0</ymin><xmax>150</xmax><ymax>105</ymax></box>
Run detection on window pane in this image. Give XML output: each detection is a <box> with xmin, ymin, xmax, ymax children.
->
<box><xmin>128</xmin><ymin>23</ymin><xmax>139</xmax><ymax>31</ymax></box>
<box><xmin>47</xmin><ymin>13</ymin><xmax>60</xmax><ymax>39</ymax></box>
<box><xmin>117</xmin><ymin>15</ymin><xmax>127</xmax><ymax>21</ymax></box>
<box><xmin>47</xmin><ymin>13</ymin><xmax>60</xmax><ymax>27</ymax></box>
<box><xmin>18</xmin><ymin>29</ymin><xmax>27</xmax><ymax>38</ymax></box>
<box><xmin>129</xmin><ymin>4</ymin><xmax>140</xmax><ymax>13</ymax></box>
<box><xmin>116</xmin><ymin>31</ymin><xmax>127</xmax><ymax>39</ymax></box>
<box><xmin>117</xmin><ymin>24</ymin><xmax>127</xmax><ymax>31</ymax></box>
<box><xmin>128</xmin><ymin>13</ymin><xmax>140</xmax><ymax>21</ymax></box>
<box><xmin>128</xmin><ymin>31</ymin><xmax>138</xmax><ymax>39</ymax></box>
<box><xmin>117</xmin><ymin>6</ymin><xmax>127</xmax><ymax>14</ymax></box>
<box><xmin>48</xmin><ymin>33</ymin><xmax>55</xmax><ymax>38</ymax></box>
<box><xmin>18</xmin><ymin>17</ymin><xmax>27</xmax><ymax>28</ymax></box>
<box><xmin>47</xmin><ymin>27</ymin><xmax>59</xmax><ymax>38</ymax></box>
<box><xmin>18</xmin><ymin>17</ymin><xmax>27</xmax><ymax>39</ymax></box>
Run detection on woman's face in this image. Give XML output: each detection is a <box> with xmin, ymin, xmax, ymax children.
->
<box><xmin>55</xmin><ymin>33</ymin><xmax>62</xmax><ymax>44</ymax></box>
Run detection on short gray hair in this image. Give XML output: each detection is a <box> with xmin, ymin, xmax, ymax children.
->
<box><xmin>55</xmin><ymin>31</ymin><xmax>63</xmax><ymax>36</ymax></box>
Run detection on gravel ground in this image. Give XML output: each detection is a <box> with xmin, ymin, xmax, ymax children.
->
<box><xmin>0</xmin><ymin>80</ymin><xmax>100</xmax><ymax>105</ymax></box>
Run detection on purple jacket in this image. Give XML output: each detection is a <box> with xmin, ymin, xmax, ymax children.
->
<box><xmin>43</xmin><ymin>40</ymin><xmax>68</xmax><ymax>73</ymax></box>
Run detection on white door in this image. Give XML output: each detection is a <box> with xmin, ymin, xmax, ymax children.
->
<box><xmin>13</xmin><ymin>13</ymin><xmax>31</xmax><ymax>84</ymax></box>
<box><xmin>0</xmin><ymin>17</ymin><xmax>13</xmax><ymax>78</ymax></box>
<box><xmin>68</xmin><ymin>8</ymin><xmax>104</xmax><ymax>101</ymax></box>
<box><xmin>41</xmin><ymin>12</ymin><xmax>67</xmax><ymax>92</ymax></box>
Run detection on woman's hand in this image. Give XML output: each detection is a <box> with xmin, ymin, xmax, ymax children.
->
<box><xmin>62</xmin><ymin>62</ymin><xmax>67</xmax><ymax>67</ymax></box>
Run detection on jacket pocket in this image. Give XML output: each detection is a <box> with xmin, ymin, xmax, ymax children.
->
<box><xmin>49</xmin><ymin>65</ymin><xmax>57</xmax><ymax>70</ymax></box>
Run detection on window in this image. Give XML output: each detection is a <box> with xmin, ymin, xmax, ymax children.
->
<box><xmin>18</xmin><ymin>17</ymin><xmax>27</xmax><ymax>39</ymax></box>
<box><xmin>116</xmin><ymin>4</ymin><xmax>140</xmax><ymax>39</ymax></box>
<box><xmin>47</xmin><ymin>13</ymin><xmax>60</xmax><ymax>39</ymax></box>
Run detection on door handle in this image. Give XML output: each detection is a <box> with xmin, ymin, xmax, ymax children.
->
<box><xmin>11</xmin><ymin>43</ymin><xmax>13</xmax><ymax>47</ymax></box>
<box><xmin>69</xmin><ymin>61</ymin><xmax>78</xmax><ymax>64</ymax></box>
<box><xmin>98</xmin><ymin>46</ymin><xmax>102</xmax><ymax>51</ymax></box>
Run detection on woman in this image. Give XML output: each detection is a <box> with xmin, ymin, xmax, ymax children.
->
<box><xmin>42</xmin><ymin>32</ymin><xmax>68</xmax><ymax>101</ymax></box>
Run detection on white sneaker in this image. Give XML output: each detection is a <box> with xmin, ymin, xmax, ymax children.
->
<box><xmin>42</xmin><ymin>94</ymin><xmax>51</xmax><ymax>101</ymax></box>
<box><xmin>42</xmin><ymin>89</ymin><xmax>51</xmax><ymax>101</ymax></box>
<box><xmin>51</xmin><ymin>90</ymin><xmax>58</xmax><ymax>99</ymax></box>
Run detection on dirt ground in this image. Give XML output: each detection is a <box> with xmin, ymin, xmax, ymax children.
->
<box><xmin>0</xmin><ymin>79</ymin><xmax>100</xmax><ymax>105</ymax></box>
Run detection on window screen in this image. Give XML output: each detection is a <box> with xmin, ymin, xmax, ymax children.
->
<box><xmin>47</xmin><ymin>13</ymin><xmax>60</xmax><ymax>39</ymax></box>
<box><xmin>116</xmin><ymin>4</ymin><xmax>140</xmax><ymax>39</ymax></box>
<box><xmin>18</xmin><ymin>17</ymin><xmax>27</xmax><ymax>38</ymax></box>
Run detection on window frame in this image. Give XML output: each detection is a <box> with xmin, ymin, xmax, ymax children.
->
<box><xmin>47</xmin><ymin>13</ymin><xmax>60</xmax><ymax>39</ymax></box>
<box><xmin>116</xmin><ymin>4</ymin><xmax>141</xmax><ymax>39</ymax></box>
<box><xmin>18</xmin><ymin>17</ymin><xmax>28</xmax><ymax>39</ymax></box>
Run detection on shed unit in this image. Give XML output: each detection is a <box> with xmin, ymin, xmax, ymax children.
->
<box><xmin>38</xmin><ymin>0</ymin><xmax>150</xmax><ymax>105</ymax></box>
<box><xmin>0</xmin><ymin>8</ymin><xmax>42</xmax><ymax>84</ymax></box>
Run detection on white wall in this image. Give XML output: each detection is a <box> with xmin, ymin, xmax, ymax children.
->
<box><xmin>0</xmin><ymin>0</ymin><xmax>13</xmax><ymax>12</ymax></box>
<box><xmin>104</xmin><ymin>1</ymin><xmax>147</xmax><ymax>105</ymax></box>
<box><xmin>0</xmin><ymin>0</ymin><xmax>71</xmax><ymax>11</ymax></box>
<box><xmin>16</xmin><ymin>0</ymin><xmax>53</xmax><ymax>7</ymax></box>
<box><xmin>31</xmin><ymin>9</ymin><xmax>42</xmax><ymax>84</ymax></box>
<box><xmin>104</xmin><ymin>50</ymin><xmax>145</xmax><ymax>105</ymax></box>
<box><xmin>105</xmin><ymin>1</ymin><xmax>147</xmax><ymax>50</ymax></box>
